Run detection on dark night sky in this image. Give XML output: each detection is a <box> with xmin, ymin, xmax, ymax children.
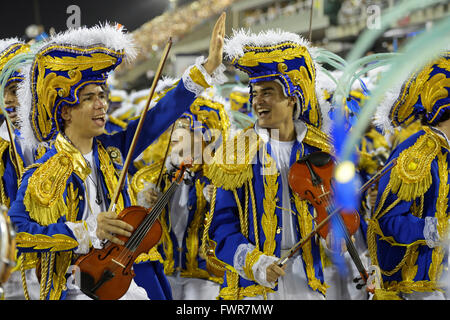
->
<box><xmin>0</xmin><ymin>0</ymin><xmax>193</xmax><ymax>39</ymax></box>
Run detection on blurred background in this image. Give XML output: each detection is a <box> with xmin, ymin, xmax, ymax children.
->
<box><xmin>2</xmin><ymin>0</ymin><xmax>449</xmax><ymax>91</ymax></box>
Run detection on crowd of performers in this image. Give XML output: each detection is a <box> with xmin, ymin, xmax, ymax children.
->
<box><xmin>0</xmin><ymin>12</ymin><xmax>449</xmax><ymax>301</ymax></box>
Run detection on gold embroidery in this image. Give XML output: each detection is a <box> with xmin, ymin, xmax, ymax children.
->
<box><xmin>428</xmin><ymin>151</ymin><xmax>449</xmax><ymax>283</ymax></box>
<box><xmin>16</xmin><ymin>232</ymin><xmax>78</xmax><ymax>251</ymax></box>
<box><xmin>184</xmin><ymin>180</ymin><xmax>206</xmax><ymax>275</ymax></box>
<box><xmin>23</xmin><ymin>152</ymin><xmax>72</xmax><ymax>226</ymax></box>
<box><xmin>66</xmin><ymin>183</ymin><xmax>79</xmax><ymax>222</ymax></box>
<box><xmin>236</xmin><ymin>46</ymin><xmax>308</xmax><ymax>67</ymax></box>
<box><xmin>294</xmin><ymin>196</ymin><xmax>328</xmax><ymax>295</ymax></box>
<box><xmin>135</xmin><ymin>246</ymin><xmax>164</xmax><ymax>264</ymax></box>
<box><xmin>49</xmin><ymin>252</ymin><xmax>73</xmax><ymax>299</ymax></box>
<box><xmin>189</xmin><ymin>65</ymin><xmax>211</xmax><ymax>89</ymax></box>
<box><xmin>390</xmin><ymin>128</ymin><xmax>440</xmax><ymax>201</ymax></box>
<box><xmin>243</xmin><ymin>248</ymin><xmax>264</xmax><ymax>281</ymax></box>
<box><xmin>261</xmin><ymin>151</ymin><xmax>278</xmax><ymax>256</ymax></box>
<box><xmin>218</xmin><ymin>270</ymin><xmax>274</xmax><ymax>300</ymax></box>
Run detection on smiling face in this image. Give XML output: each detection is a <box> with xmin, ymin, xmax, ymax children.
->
<box><xmin>251</xmin><ymin>80</ymin><xmax>296</xmax><ymax>130</ymax></box>
<box><xmin>61</xmin><ymin>84</ymin><xmax>108</xmax><ymax>139</ymax></box>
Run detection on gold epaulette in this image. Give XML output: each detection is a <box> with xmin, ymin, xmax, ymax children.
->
<box><xmin>23</xmin><ymin>152</ymin><xmax>73</xmax><ymax>226</ymax></box>
<box><xmin>303</xmin><ymin>124</ymin><xmax>333</xmax><ymax>154</ymax></box>
<box><xmin>108</xmin><ymin>115</ymin><xmax>128</xmax><ymax>129</ymax></box>
<box><xmin>390</xmin><ymin>127</ymin><xmax>442</xmax><ymax>201</ymax></box>
<box><xmin>204</xmin><ymin>127</ymin><xmax>261</xmax><ymax>190</ymax></box>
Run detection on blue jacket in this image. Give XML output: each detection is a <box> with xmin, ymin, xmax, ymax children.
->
<box><xmin>204</xmin><ymin>124</ymin><xmax>331</xmax><ymax>299</ymax></box>
<box><xmin>368</xmin><ymin>127</ymin><xmax>450</xmax><ymax>295</ymax></box>
<box><xmin>8</xmin><ymin>78</ymin><xmax>199</xmax><ymax>299</ymax></box>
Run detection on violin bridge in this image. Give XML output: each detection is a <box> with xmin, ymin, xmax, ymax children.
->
<box><xmin>111</xmin><ymin>258</ymin><xmax>126</xmax><ymax>268</ymax></box>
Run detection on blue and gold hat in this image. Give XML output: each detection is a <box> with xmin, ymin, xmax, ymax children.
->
<box><xmin>18</xmin><ymin>23</ymin><xmax>136</xmax><ymax>147</ymax></box>
<box><xmin>0</xmin><ymin>38</ymin><xmax>30</xmax><ymax>87</ymax></box>
<box><xmin>380</xmin><ymin>52</ymin><xmax>450</xmax><ymax>130</ymax></box>
<box><xmin>224</xmin><ymin>29</ymin><xmax>324</xmax><ymax>130</ymax></box>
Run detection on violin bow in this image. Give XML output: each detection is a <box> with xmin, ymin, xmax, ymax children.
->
<box><xmin>277</xmin><ymin>157</ymin><xmax>397</xmax><ymax>267</ymax></box>
<box><xmin>108</xmin><ymin>37</ymin><xmax>173</xmax><ymax>213</ymax></box>
<box><xmin>155</xmin><ymin>122</ymin><xmax>176</xmax><ymax>191</ymax></box>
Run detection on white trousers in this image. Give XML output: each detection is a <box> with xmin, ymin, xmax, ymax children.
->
<box><xmin>167</xmin><ymin>273</ymin><xmax>220</xmax><ymax>300</ymax></box>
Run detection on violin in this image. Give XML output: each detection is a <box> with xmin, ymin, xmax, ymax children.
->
<box><xmin>74</xmin><ymin>162</ymin><xmax>191</xmax><ymax>300</ymax></box>
<box><xmin>284</xmin><ymin>152</ymin><xmax>368</xmax><ymax>283</ymax></box>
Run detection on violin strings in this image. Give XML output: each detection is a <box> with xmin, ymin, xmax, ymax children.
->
<box><xmin>113</xmin><ymin>182</ymin><xmax>179</xmax><ymax>265</ymax></box>
<box><xmin>126</xmin><ymin>182</ymin><xmax>179</xmax><ymax>252</ymax></box>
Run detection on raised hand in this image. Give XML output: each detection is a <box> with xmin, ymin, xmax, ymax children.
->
<box><xmin>203</xmin><ymin>12</ymin><xmax>226</xmax><ymax>75</ymax></box>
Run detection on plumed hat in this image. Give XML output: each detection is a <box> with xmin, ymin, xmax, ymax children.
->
<box><xmin>17</xmin><ymin>23</ymin><xmax>137</xmax><ymax>148</ymax></box>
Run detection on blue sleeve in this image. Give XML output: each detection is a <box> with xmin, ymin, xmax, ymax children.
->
<box><xmin>208</xmin><ymin>187</ymin><xmax>249</xmax><ymax>267</ymax></box>
<box><xmin>374</xmin><ymin>157</ymin><xmax>431</xmax><ymax>246</ymax></box>
<box><xmin>98</xmin><ymin>79</ymin><xmax>196</xmax><ymax>161</ymax></box>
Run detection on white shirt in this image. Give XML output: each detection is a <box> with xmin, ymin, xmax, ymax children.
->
<box><xmin>269</xmin><ymin>138</ymin><xmax>297</xmax><ymax>249</ymax></box>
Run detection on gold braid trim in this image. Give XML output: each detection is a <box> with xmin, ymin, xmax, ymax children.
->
<box><xmin>233</xmin><ymin>189</ymin><xmax>247</xmax><ymax>239</ymax></box>
<box><xmin>49</xmin><ymin>251</ymin><xmax>72</xmax><ymax>300</ymax></box>
<box><xmin>160</xmin><ymin>208</ymin><xmax>174</xmax><ymax>275</ymax></box>
<box><xmin>389</xmin><ymin>128</ymin><xmax>440</xmax><ymax>201</ymax></box>
<box><xmin>428</xmin><ymin>151</ymin><xmax>449</xmax><ymax>283</ymax></box>
<box><xmin>16</xmin><ymin>232</ymin><xmax>79</xmax><ymax>251</ymax></box>
<box><xmin>383</xmin><ymin>280</ymin><xmax>444</xmax><ymax>295</ymax></box>
<box><xmin>249</xmin><ymin>182</ymin><xmax>261</xmax><ymax>250</ymax></box>
<box><xmin>183</xmin><ymin>180</ymin><xmax>207</xmax><ymax>276</ymax></box>
<box><xmin>260</xmin><ymin>149</ymin><xmax>277</xmax><ymax>256</ymax></box>
<box><xmin>218</xmin><ymin>270</ymin><xmax>274</xmax><ymax>300</ymax></box>
<box><xmin>135</xmin><ymin>246</ymin><xmax>164</xmax><ymax>264</ymax></box>
<box><xmin>243</xmin><ymin>248</ymin><xmax>264</xmax><ymax>281</ymax></box>
<box><xmin>23</xmin><ymin>152</ymin><xmax>73</xmax><ymax>226</ymax></box>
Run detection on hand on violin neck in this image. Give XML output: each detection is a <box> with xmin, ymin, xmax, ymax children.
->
<box><xmin>96</xmin><ymin>211</ymin><xmax>134</xmax><ymax>246</ymax></box>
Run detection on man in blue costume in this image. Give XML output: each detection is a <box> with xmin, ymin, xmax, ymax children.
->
<box><xmin>8</xmin><ymin>13</ymin><xmax>226</xmax><ymax>300</ymax></box>
<box><xmin>0</xmin><ymin>38</ymin><xmax>43</xmax><ymax>300</ymax></box>
<box><xmin>369</xmin><ymin>51</ymin><xmax>450</xmax><ymax>300</ymax></box>
<box><xmin>203</xmin><ymin>29</ymin><xmax>333</xmax><ymax>300</ymax></box>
